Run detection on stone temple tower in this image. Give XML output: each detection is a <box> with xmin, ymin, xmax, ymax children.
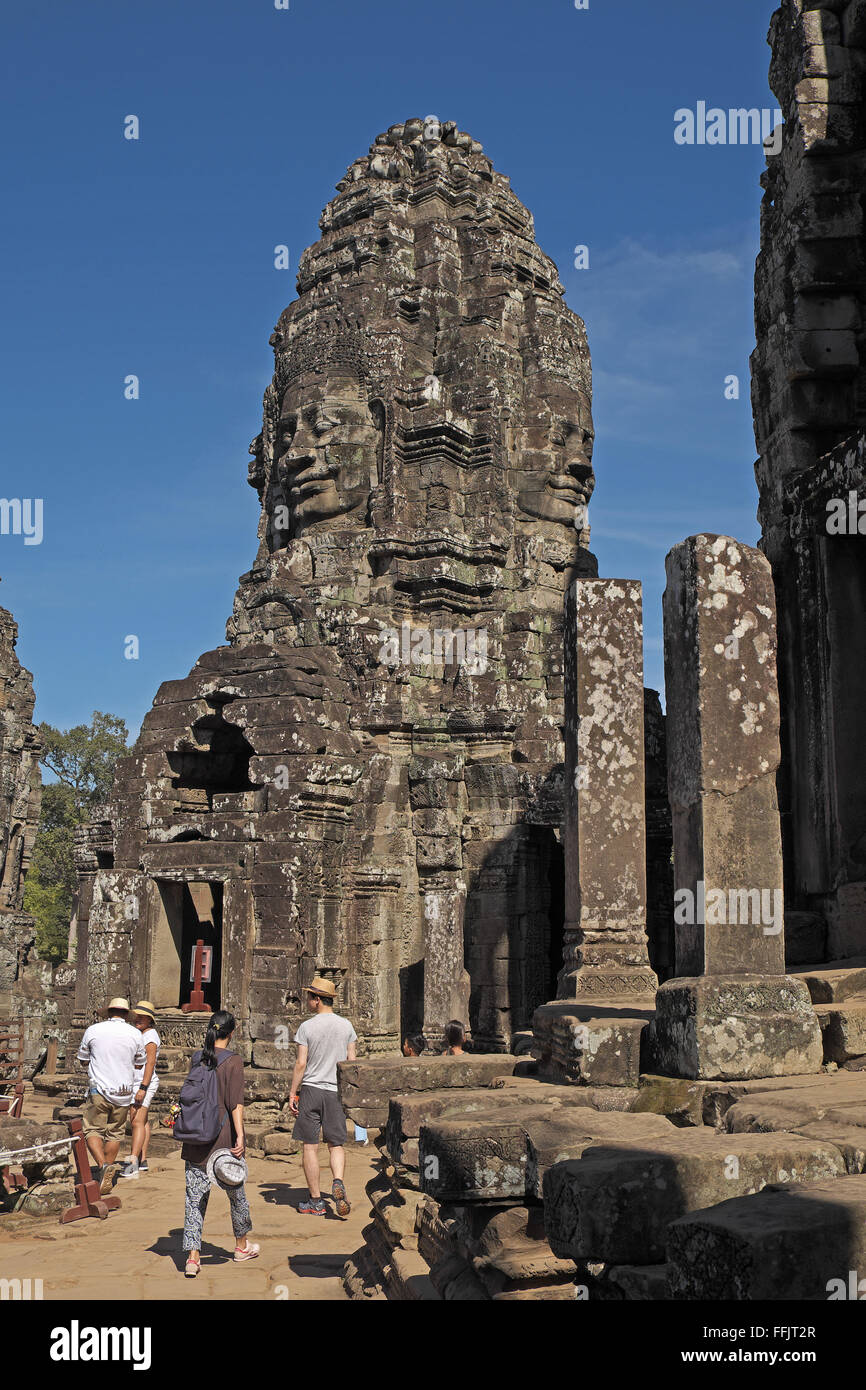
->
<box><xmin>74</xmin><ymin>118</ymin><xmax>599</xmax><ymax>1063</ymax></box>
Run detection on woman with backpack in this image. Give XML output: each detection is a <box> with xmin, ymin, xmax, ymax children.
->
<box><xmin>175</xmin><ymin>1010</ymin><xmax>259</xmax><ymax>1278</ymax></box>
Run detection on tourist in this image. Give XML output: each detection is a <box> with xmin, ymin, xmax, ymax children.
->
<box><xmin>289</xmin><ymin>977</ymin><xmax>357</xmax><ymax>1217</ymax></box>
<box><xmin>119</xmin><ymin>1001</ymin><xmax>160</xmax><ymax>1180</ymax></box>
<box><xmin>77</xmin><ymin>997</ymin><xmax>146</xmax><ymax>1193</ymax></box>
<box><xmin>444</xmin><ymin>1020</ymin><xmax>465</xmax><ymax>1055</ymax></box>
<box><xmin>179</xmin><ymin>1010</ymin><xmax>258</xmax><ymax>1277</ymax></box>
<box><xmin>402</xmin><ymin>1033</ymin><xmax>427</xmax><ymax>1057</ymax></box>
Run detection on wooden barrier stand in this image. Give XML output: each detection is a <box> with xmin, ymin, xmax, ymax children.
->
<box><xmin>60</xmin><ymin>1117</ymin><xmax>121</xmax><ymax>1224</ymax></box>
<box><xmin>182</xmin><ymin>937</ymin><xmax>212</xmax><ymax>1014</ymax></box>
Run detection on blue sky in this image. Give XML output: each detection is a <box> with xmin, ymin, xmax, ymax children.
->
<box><xmin>1</xmin><ymin>0</ymin><xmax>777</xmax><ymax>739</ymax></box>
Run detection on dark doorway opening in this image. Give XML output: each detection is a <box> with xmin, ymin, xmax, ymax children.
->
<box><xmin>179</xmin><ymin>883</ymin><xmax>223</xmax><ymax>1010</ymax></box>
<box><xmin>465</xmin><ymin>823</ymin><xmax>565</xmax><ymax>1050</ymax></box>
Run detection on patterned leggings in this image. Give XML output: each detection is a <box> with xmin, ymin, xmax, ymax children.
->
<box><xmin>183</xmin><ymin>1162</ymin><xmax>252</xmax><ymax>1252</ymax></box>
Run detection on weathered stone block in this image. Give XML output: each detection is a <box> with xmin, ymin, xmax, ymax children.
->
<box><xmin>532</xmin><ymin>1004</ymin><xmax>650</xmax><ymax>1086</ymax></box>
<box><xmin>794</xmin><ymin>960</ymin><xmax>866</xmax><ymax>1003</ymax></box>
<box><xmin>338</xmin><ymin>1054</ymin><xmax>520</xmax><ymax>1115</ymax></box>
<box><xmin>648</xmin><ymin>975</ymin><xmax>823</xmax><ymax>1080</ymax></box>
<box><xmin>815</xmin><ymin>1001</ymin><xmax>866</xmax><ymax>1063</ymax></box>
<box><xmin>420</xmin><ymin>1107</ymin><xmax>674</xmax><ymax>1204</ymax></box>
<box><xmin>262</xmin><ymin>1131</ymin><xmax>301</xmax><ymax>1157</ymax></box>
<box><xmin>667</xmin><ymin>1175</ymin><xmax>866</xmax><ymax>1300</ymax></box>
<box><xmin>543</xmin><ymin>1130</ymin><xmax>844</xmax><ymax>1264</ymax></box>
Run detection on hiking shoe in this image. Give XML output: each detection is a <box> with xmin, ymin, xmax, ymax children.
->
<box><xmin>99</xmin><ymin>1164</ymin><xmax>117</xmax><ymax>1194</ymax></box>
<box><xmin>297</xmin><ymin>1197</ymin><xmax>326</xmax><ymax>1215</ymax></box>
<box><xmin>118</xmin><ymin>1158</ymin><xmax>140</xmax><ymax>1180</ymax></box>
<box><xmin>332</xmin><ymin>1180</ymin><xmax>350</xmax><ymax>1218</ymax></box>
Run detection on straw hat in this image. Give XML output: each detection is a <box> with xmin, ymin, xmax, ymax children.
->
<box><xmin>206</xmin><ymin>1148</ymin><xmax>248</xmax><ymax>1189</ymax></box>
<box><xmin>304</xmin><ymin>976</ymin><xmax>336</xmax><ymax>999</ymax></box>
<box><xmin>105</xmin><ymin>997</ymin><xmax>130</xmax><ymax>1013</ymax></box>
<box><xmin>131</xmin><ymin>1000</ymin><xmax>157</xmax><ymax>1021</ymax></box>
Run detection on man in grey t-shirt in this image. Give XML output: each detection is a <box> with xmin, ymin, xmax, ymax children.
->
<box><xmin>290</xmin><ymin>977</ymin><xmax>357</xmax><ymax>1217</ymax></box>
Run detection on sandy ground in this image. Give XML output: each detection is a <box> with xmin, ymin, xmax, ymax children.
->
<box><xmin>0</xmin><ymin>1090</ymin><xmax>379</xmax><ymax>1301</ymax></box>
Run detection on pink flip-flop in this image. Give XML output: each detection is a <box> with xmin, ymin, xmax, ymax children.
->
<box><xmin>234</xmin><ymin>1242</ymin><xmax>260</xmax><ymax>1262</ymax></box>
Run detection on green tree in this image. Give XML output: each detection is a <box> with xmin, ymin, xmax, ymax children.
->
<box><xmin>24</xmin><ymin>712</ymin><xmax>129</xmax><ymax>963</ymax></box>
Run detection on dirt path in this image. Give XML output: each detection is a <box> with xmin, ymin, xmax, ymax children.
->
<box><xmin>0</xmin><ymin>1093</ymin><xmax>378</xmax><ymax>1301</ymax></box>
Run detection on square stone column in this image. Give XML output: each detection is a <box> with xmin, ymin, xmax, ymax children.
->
<box><xmin>558</xmin><ymin>579</ymin><xmax>658</xmax><ymax>1000</ymax></box>
<box><xmin>649</xmin><ymin>535</ymin><xmax>822</xmax><ymax>1080</ymax></box>
<box><xmin>533</xmin><ymin>579</ymin><xmax>657</xmax><ymax>1085</ymax></box>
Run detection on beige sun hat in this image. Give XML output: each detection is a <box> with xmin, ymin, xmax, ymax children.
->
<box><xmin>105</xmin><ymin>997</ymin><xmax>131</xmax><ymax>1013</ymax></box>
<box><xmin>304</xmin><ymin>976</ymin><xmax>336</xmax><ymax>999</ymax></box>
<box><xmin>132</xmin><ymin>1000</ymin><xmax>157</xmax><ymax>1021</ymax></box>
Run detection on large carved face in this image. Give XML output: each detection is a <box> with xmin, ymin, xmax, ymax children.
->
<box><xmin>275</xmin><ymin>374</ymin><xmax>381</xmax><ymax>536</ymax></box>
<box><xmin>515</xmin><ymin>386</ymin><xmax>595</xmax><ymax>531</ymax></box>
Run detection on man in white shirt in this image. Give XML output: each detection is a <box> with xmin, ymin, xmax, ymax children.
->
<box><xmin>77</xmin><ymin>997</ymin><xmax>145</xmax><ymax>1191</ymax></box>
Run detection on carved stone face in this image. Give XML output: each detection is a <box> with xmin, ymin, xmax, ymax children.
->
<box><xmin>516</xmin><ymin>391</ymin><xmax>595</xmax><ymax>531</ymax></box>
<box><xmin>275</xmin><ymin>376</ymin><xmax>381</xmax><ymax>536</ymax></box>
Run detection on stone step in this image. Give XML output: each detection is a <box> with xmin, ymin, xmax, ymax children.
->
<box><xmin>723</xmin><ymin>1073</ymin><xmax>866</xmax><ymax>1172</ymax></box>
<box><xmin>385</xmin><ymin>1080</ymin><xmax>580</xmax><ymax>1166</ymax></box>
<box><xmin>813</xmin><ymin>1001</ymin><xmax>866</xmax><ymax>1064</ymax></box>
<box><xmin>419</xmin><ymin>1107</ymin><xmax>674</xmax><ymax>1203</ymax></box>
<box><xmin>543</xmin><ymin>1129</ymin><xmax>846</xmax><ymax>1265</ymax></box>
<box><xmin>337</xmin><ymin>1054</ymin><xmax>524</xmax><ymax>1128</ymax></box>
<box><xmin>385</xmin><ymin>1246</ymin><xmax>441</xmax><ymax>1301</ymax></box>
<box><xmin>428</xmin><ymin>1252</ymin><xmax>488</xmax><ymax>1300</ymax></box>
<box><xmin>667</xmin><ymin>1173</ymin><xmax>866</xmax><ymax>1299</ymax></box>
<box><xmin>369</xmin><ymin>1183</ymin><xmax>425</xmax><ymax>1250</ymax></box>
<box><xmin>475</xmin><ymin>1240</ymin><xmax>576</xmax><ymax>1285</ymax></box>
<box><xmin>793</xmin><ymin>956</ymin><xmax>866</xmax><ymax>1003</ymax></box>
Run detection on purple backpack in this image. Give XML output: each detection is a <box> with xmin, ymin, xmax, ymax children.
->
<box><xmin>173</xmin><ymin>1048</ymin><xmax>232</xmax><ymax>1145</ymax></box>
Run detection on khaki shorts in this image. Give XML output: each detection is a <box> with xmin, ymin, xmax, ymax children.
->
<box><xmin>82</xmin><ymin>1091</ymin><xmax>130</xmax><ymax>1142</ymax></box>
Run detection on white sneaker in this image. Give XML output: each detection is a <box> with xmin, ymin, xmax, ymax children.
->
<box><xmin>118</xmin><ymin>1158</ymin><xmax>140</xmax><ymax>1180</ymax></box>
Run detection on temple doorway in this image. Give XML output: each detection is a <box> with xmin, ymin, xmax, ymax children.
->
<box><xmin>465</xmin><ymin>825</ymin><xmax>565</xmax><ymax>1049</ymax></box>
<box><xmin>150</xmin><ymin>879</ymin><xmax>223</xmax><ymax>1010</ymax></box>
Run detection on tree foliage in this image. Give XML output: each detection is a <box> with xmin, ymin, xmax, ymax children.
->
<box><xmin>23</xmin><ymin>711</ymin><xmax>129</xmax><ymax>963</ymax></box>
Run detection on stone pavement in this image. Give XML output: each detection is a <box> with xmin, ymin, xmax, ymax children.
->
<box><xmin>0</xmin><ymin>1092</ymin><xmax>379</xmax><ymax>1301</ymax></box>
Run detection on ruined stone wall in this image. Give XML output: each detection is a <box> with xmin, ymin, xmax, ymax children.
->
<box><xmin>79</xmin><ymin>119</ymin><xmax>602</xmax><ymax>1062</ymax></box>
<box><xmin>752</xmin><ymin>2</ymin><xmax>866</xmax><ymax>957</ymax></box>
<box><xmin>0</xmin><ymin>602</ymin><xmax>51</xmax><ymax>1070</ymax></box>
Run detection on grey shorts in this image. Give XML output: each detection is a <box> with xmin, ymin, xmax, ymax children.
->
<box><xmin>293</xmin><ymin>1086</ymin><xmax>347</xmax><ymax>1145</ymax></box>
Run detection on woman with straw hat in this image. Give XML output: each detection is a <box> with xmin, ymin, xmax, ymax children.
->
<box><xmin>119</xmin><ymin>1001</ymin><xmax>160</xmax><ymax>1180</ymax></box>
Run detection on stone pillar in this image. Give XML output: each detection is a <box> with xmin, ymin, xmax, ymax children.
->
<box><xmin>533</xmin><ymin>579</ymin><xmax>657</xmax><ymax>1085</ymax></box>
<box><xmin>649</xmin><ymin>535</ymin><xmax>822</xmax><ymax>1080</ymax></box>
<box><xmin>409</xmin><ymin>753</ymin><xmax>471</xmax><ymax>1047</ymax></box>
<box><xmin>752</xmin><ymin>5</ymin><xmax>866</xmax><ymax>957</ymax></box>
<box><xmin>558</xmin><ymin>579</ymin><xmax>657</xmax><ymax>999</ymax></box>
<box><xmin>420</xmin><ymin>876</ymin><xmax>470</xmax><ymax>1047</ymax></box>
